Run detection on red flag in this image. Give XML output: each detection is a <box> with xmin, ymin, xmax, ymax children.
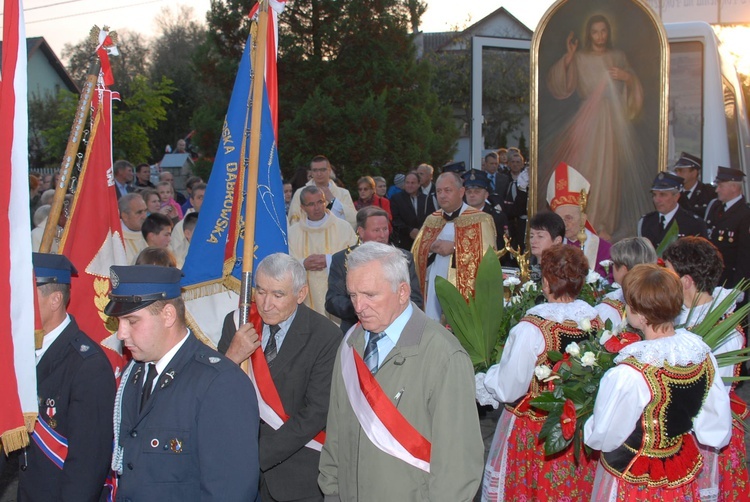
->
<box><xmin>59</xmin><ymin>87</ymin><xmax>128</xmax><ymax>376</ymax></box>
<box><xmin>0</xmin><ymin>0</ymin><xmax>36</xmax><ymax>453</ymax></box>
<box><xmin>249</xmin><ymin>0</ymin><xmax>285</xmax><ymax>137</ymax></box>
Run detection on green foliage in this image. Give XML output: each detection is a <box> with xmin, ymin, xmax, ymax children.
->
<box><xmin>111</xmin><ymin>75</ymin><xmax>175</xmax><ymax>164</ymax></box>
<box><xmin>435</xmin><ymin>247</ymin><xmax>503</xmax><ymax>371</ymax></box>
<box><xmin>655</xmin><ymin>221</ymin><xmax>679</xmax><ymax>257</ymax></box>
<box><xmin>275</xmin><ymin>0</ymin><xmax>458</xmax><ymax>184</ymax></box>
<box><xmin>148</xmin><ymin>7</ymin><xmax>207</xmax><ymax>157</ymax></box>
<box><xmin>29</xmin><ymin>90</ymin><xmax>78</xmax><ymax>169</ymax></box>
<box><xmin>425</xmin><ymin>40</ymin><xmax>530</xmax><ymax>150</ymax></box>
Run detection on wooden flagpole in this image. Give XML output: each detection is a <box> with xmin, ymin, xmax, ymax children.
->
<box><xmin>238</xmin><ymin>0</ymin><xmax>270</xmax><ymax>371</ymax></box>
<box><xmin>39</xmin><ymin>56</ymin><xmax>100</xmax><ymax>253</ymax></box>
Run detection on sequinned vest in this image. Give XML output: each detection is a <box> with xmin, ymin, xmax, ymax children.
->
<box><xmin>506</xmin><ymin>314</ymin><xmax>603</xmax><ymax>421</ymax></box>
<box><xmin>601</xmin><ymin>357</ymin><xmax>713</xmax><ymax>488</ymax></box>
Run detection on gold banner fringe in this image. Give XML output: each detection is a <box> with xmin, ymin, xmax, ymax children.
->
<box><xmin>1</xmin><ymin>426</ymin><xmax>30</xmax><ymax>455</ymax></box>
<box><xmin>181</xmin><ymin>282</ymin><xmax>227</xmax><ymax>302</ymax></box>
<box><xmin>24</xmin><ymin>412</ymin><xmax>36</xmax><ymax>434</ymax></box>
<box><xmin>185</xmin><ymin>309</ymin><xmax>217</xmax><ymax>350</ymax></box>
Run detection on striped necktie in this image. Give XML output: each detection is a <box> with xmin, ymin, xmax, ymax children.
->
<box><xmin>363</xmin><ymin>332</ymin><xmax>386</xmax><ymax>374</ymax></box>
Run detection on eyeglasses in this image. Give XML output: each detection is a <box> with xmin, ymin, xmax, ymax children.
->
<box><xmin>302</xmin><ymin>200</ymin><xmax>326</xmax><ymax>207</ymax></box>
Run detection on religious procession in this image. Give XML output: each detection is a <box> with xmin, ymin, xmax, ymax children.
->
<box><xmin>2</xmin><ymin>0</ymin><xmax>750</xmax><ymax>501</ymax></box>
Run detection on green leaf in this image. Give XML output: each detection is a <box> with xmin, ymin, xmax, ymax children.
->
<box><xmin>474</xmin><ymin>247</ymin><xmax>504</xmax><ymax>358</ymax></box>
<box><xmin>656</xmin><ymin>221</ymin><xmax>680</xmax><ymax>257</ymax></box>
<box><xmin>538</xmin><ymin>408</ymin><xmax>562</xmax><ymax>441</ymax></box>
<box><xmin>544</xmin><ymin>422</ymin><xmax>573</xmax><ymax>456</ymax></box>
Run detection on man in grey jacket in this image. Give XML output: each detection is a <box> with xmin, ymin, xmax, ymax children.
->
<box><xmin>318</xmin><ymin>242</ymin><xmax>483</xmax><ymax>501</ymax></box>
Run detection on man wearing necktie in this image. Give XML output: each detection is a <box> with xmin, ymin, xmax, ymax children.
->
<box><xmin>17</xmin><ymin>254</ymin><xmax>116</xmax><ymax>502</ymax></box>
<box><xmin>673</xmin><ymin>152</ymin><xmax>716</xmax><ymax>218</ymax></box>
<box><xmin>705</xmin><ymin>166</ymin><xmax>750</xmax><ymax>288</ymax></box>
<box><xmin>220</xmin><ymin>254</ymin><xmax>341</xmax><ymax>502</ymax></box>
<box><xmin>411</xmin><ymin>172</ymin><xmax>496</xmax><ymax>321</ymax></box>
<box><xmin>107</xmin><ymin>265</ymin><xmax>259</xmax><ymax>501</ymax></box>
<box><xmin>638</xmin><ymin>172</ymin><xmax>707</xmax><ymax>250</ymax></box>
<box><xmin>319</xmin><ymin>242</ymin><xmax>483</xmax><ymax>501</ymax></box>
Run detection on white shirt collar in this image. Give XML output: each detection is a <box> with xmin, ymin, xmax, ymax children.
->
<box><xmin>150</xmin><ymin>330</ymin><xmax>191</xmax><ymax>382</ymax></box>
<box><xmin>36</xmin><ymin>314</ymin><xmax>71</xmax><ymax>364</ymax></box>
<box><xmin>724</xmin><ymin>194</ymin><xmax>743</xmax><ymax>210</ymax></box>
<box><xmin>660</xmin><ymin>204</ymin><xmax>680</xmax><ymax>223</ymax></box>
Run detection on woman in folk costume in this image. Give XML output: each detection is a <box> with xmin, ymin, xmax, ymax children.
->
<box><xmin>662</xmin><ymin>237</ymin><xmax>749</xmax><ymax>501</ymax></box>
<box><xmin>480</xmin><ymin>245</ymin><xmax>602</xmax><ymax>501</ymax></box>
<box><xmin>547</xmin><ymin>162</ymin><xmax>612</xmax><ymax>278</ymax></box>
<box><xmin>584</xmin><ymin>264</ymin><xmax>732</xmax><ymax>501</ymax></box>
<box><xmin>595</xmin><ymin>237</ymin><xmax>657</xmax><ymax>327</ymax></box>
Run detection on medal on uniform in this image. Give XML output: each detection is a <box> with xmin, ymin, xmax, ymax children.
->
<box><xmin>169</xmin><ymin>438</ymin><xmax>183</xmax><ymax>453</ymax></box>
<box><xmin>45</xmin><ymin>398</ymin><xmax>57</xmax><ymax>427</ymax></box>
<box><xmin>718</xmin><ymin>230</ymin><xmax>724</xmax><ymax>242</ymax></box>
<box><xmin>729</xmin><ymin>231</ymin><xmax>734</xmax><ymax>243</ymax></box>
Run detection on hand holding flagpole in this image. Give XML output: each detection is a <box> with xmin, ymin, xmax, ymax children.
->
<box><xmin>239</xmin><ymin>1</ymin><xmax>269</xmax><ymax>372</ymax></box>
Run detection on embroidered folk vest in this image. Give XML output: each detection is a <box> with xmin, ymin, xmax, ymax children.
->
<box><xmin>601</xmin><ymin>357</ymin><xmax>712</xmax><ymax>488</ymax></box>
<box><xmin>506</xmin><ymin>315</ymin><xmax>602</xmax><ymax>421</ymax></box>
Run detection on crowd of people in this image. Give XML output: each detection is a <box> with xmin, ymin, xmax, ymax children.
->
<box><xmin>11</xmin><ymin>148</ymin><xmax>750</xmax><ymax>502</ymax></box>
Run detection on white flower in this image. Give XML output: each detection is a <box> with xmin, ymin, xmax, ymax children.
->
<box><xmin>586</xmin><ymin>270</ymin><xmax>602</xmax><ymax>284</ymax></box>
<box><xmin>611</xmin><ymin>282</ymin><xmax>622</xmax><ymax>289</ymax></box>
<box><xmin>599</xmin><ymin>259</ymin><xmax>613</xmax><ymax>269</ymax></box>
<box><xmin>565</xmin><ymin>342</ymin><xmax>581</xmax><ymax>357</ymax></box>
<box><xmin>581</xmin><ymin>352</ymin><xmax>597</xmax><ymax>367</ymax></box>
<box><xmin>522</xmin><ymin>280</ymin><xmax>537</xmax><ymax>292</ymax></box>
<box><xmin>534</xmin><ymin>365</ymin><xmax>552</xmax><ymax>380</ymax></box>
<box><xmin>599</xmin><ymin>330</ymin><xmax>613</xmax><ymax>345</ymax></box>
<box><xmin>578</xmin><ymin>318</ymin><xmax>592</xmax><ymax>331</ymax></box>
<box><xmin>503</xmin><ymin>276</ymin><xmax>521</xmax><ymax>288</ymax></box>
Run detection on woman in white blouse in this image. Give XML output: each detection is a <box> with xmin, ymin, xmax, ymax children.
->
<box><xmin>480</xmin><ymin>245</ymin><xmax>602</xmax><ymax>501</ymax></box>
<box><xmin>663</xmin><ymin>236</ymin><xmax>749</xmax><ymax>500</ymax></box>
<box><xmin>584</xmin><ymin>264</ymin><xmax>731</xmax><ymax>501</ymax></box>
<box><xmin>595</xmin><ymin>237</ymin><xmax>656</xmax><ymax>327</ymax></box>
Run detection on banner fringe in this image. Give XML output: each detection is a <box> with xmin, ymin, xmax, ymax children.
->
<box><xmin>1</xmin><ymin>426</ymin><xmax>29</xmax><ymax>454</ymax></box>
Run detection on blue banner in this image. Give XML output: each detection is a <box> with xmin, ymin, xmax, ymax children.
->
<box><xmin>181</xmin><ymin>35</ymin><xmax>288</xmax><ymax>291</ymax></box>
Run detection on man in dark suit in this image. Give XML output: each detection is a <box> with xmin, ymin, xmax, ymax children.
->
<box><xmin>219</xmin><ymin>253</ymin><xmax>341</xmax><ymax>502</ymax></box>
<box><xmin>326</xmin><ymin>207</ymin><xmax>423</xmax><ymax>334</ymax></box>
<box><xmin>416</xmin><ymin>163</ymin><xmax>438</xmax><ymax>216</ymax></box>
<box><xmin>462</xmin><ymin>169</ymin><xmax>509</xmax><ymax>250</ymax></box>
<box><xmin>502</xmin><ymin>151</ymin><xmax>528</xmax><ymax>252</ymax></box>
<box><xmin>390</xmin><ymin>172</ymin><xmax>428</xmax><ymax>251</ymax></box>
<box><xmin>113</xmin><ymin>159</ymin><xmax>135</xmax><ymax>199</ymax></box>
<box><xmin>638</xmin><ymin>172</ymin><xmax>707</xmax><ymax>250</ymax></box>
<box><xmin>106</xmin><ymin>265</ymin><xmax>259</xmax><ymax>501</ymax></box>
<box><xmin>673</xmin><ymin>152</ymin><xmax>716</xmax><ymax>218</ymax></box>
<box><xmin>17</xmin><ymin>253</ymin><xmax>116</xmax><ymax>502</ymax></box>
<box><xmin>705</xmin><ymin>167</ymin><xmax>750</xmax><ymax>288</ymax></box>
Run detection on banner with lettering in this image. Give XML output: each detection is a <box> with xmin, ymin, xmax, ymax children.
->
<box><xmin>181</xmin><ymin>29</ymin><xmax>287</xmax><ymax>345</ymax></box>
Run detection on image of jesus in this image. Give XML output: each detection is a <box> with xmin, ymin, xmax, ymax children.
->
<box><xmin>544</xmin><ymin>14</ymin><xmax>653</xmax><ymax>240</ymax></box>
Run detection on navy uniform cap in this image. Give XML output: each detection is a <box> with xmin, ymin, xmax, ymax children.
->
<box><xmin>714</xmin><ymin>166</ymin><xmax>746</xmax><ymax>183</ymax></box>
<box><xmin>651</xmin><ymin>171</ymin><xmax>684</xmax><ymax>191</ymax></box>
<box><xmin>104</xmin><ymin>265</ymin><xmax>182</xmax><ymax>317</ymax></box>
<box><xmin>441</xmin><ymin>161</ymin><xmax>466</xmax><ymax>174</ymax></box>
<box><xmin>461</xmin><ymin>169</ymin><xmax>490</xmax><ymax>190</ymax></box>
<box><xmin>673</xmin><ymin>152</ymin><xmax>702</xmax><ymax>170</ymax></box>
<box><xmin>33</xmin><ymin>253</ymin><xmax>77</xmax><ymax>285</ymax></box>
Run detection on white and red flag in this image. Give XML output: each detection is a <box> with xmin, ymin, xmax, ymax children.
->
<box><xmin>59</xmin><ymin>84</ymin><xmax>128</xmax><ymax>376</ymax></box>
<box><xmin>0</xmin><ymin>0</ymin><xmax>37</xmax><ymax>453</ymax></box>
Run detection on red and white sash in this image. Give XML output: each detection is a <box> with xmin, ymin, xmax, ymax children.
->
<box><xmin>31</xmin><ymin>416</ymin><xmax>68</xmax><ymax>469</ymax></box>
<box><xmin>340</xmin><ymin>330</ymin><xmax>431</xmax><ymax>472</ymax></box>
<box><xmin>240</xmin><ymin>306</ymin><xmax>325</xmax><ymax>451</ymax></box>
